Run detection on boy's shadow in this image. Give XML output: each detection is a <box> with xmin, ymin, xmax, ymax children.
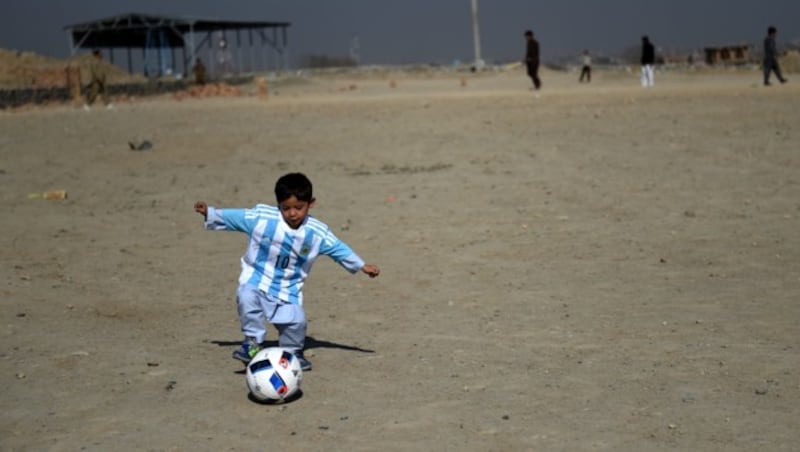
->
<box><xmin>210</xmin><ymin>335</ymin><xmax>375</xmax><ymax>353</ymax></box>
<box><xmin>210</xmin><ymin>335</ymin><xmax>375</xmax><ymax>374</ymax></box>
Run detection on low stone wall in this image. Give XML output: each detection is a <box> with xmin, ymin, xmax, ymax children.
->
<box><xmin>0</xmin><ymin>75</ymin><xmax>254</xmax><ymax>109</ymax></box>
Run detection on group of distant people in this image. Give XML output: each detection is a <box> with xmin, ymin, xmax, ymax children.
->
<box><xmin>522</xmin><ymin>25</ymin><xmax>788</xmax><ymax>93</ymax></box>
<box><xmin>79</xmin><ymin>25</ymin><xmax>788</xmax><ymax>109</ymax></box>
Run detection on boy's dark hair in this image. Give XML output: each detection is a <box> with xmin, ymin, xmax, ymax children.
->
<box><xmin>275</xmin><ymin>173</ymin><xmax>313</xmax><ymax>203</ymax></box>
<box><xmin>768</xmin><ymin>26</ymin><xmax>777</xmax><ymax>35</ymax></box>
<box><xmin>524</xmin><ymin>30</ymin><xmax>533</xmax><ymax>37</ymax></box>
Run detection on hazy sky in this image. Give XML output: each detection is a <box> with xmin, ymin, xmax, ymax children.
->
<box><xmin>1</xmin><ymin>0</ymin><xmax>799</xmax><ymax>66</ymax></box>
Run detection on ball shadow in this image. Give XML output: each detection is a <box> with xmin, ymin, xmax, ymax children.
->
<box><xmin>247</xmin><ymin>389</ymin><xmax>304</xmax><ymax>405</ymax></box>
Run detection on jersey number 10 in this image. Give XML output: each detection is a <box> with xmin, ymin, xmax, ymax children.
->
<box><xmin>275</xmin><ymin>254</ymin><xmax>290</xmax><ymax>269</ymax></box>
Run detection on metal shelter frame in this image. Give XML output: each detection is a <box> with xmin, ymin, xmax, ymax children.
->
<box><xmin>64</xmin><ymin>12</ymin><xmax>290</xmax><ymax>77</ymax></box>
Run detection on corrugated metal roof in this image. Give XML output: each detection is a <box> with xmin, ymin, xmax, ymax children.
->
<box><xmin>65</xmin><ymin>12</ymin><xmax>290</xmax><ymax>49</ymax></box>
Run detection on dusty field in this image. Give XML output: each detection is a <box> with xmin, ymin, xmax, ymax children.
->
<box><xmin>1</xmin><ymin>68</ymin><xmax>799</xmax><ymax>451</ymax></box>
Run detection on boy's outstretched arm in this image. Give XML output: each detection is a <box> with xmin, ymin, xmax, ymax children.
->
<box><xmin>194</xmin><ymin>202</ymin><xmax>253</xmax><ymax>233</ymax></box>
<box><xmin>362</xmin><ymin>264</ymin><xmax>380</xmax><ymax>278</ymax></box>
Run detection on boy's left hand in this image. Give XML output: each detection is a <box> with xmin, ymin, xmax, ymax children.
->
<box><xmin>362</xmin><ymin>264</ymin><xmax>380</xmax><ymax>278</ymax></box>
<box><xmin>194</xmin><ymin>201</ymin><xmax>208</xmax><ymax>220</ymax></box>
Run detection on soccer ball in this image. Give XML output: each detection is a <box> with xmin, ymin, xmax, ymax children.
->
<box><xmin>245</xmin><ymin>347</ymin><xmax>303</xmax><ymax>402</ymax></box>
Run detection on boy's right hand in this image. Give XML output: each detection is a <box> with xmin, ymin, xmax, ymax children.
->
<box><xmin>194</xmin><ymin>201</ymin><xmax>208</xmax><ymax>219</ymax></box>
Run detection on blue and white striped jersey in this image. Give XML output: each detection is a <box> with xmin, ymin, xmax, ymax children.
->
<box><xmin>205</xmin><ymin>204</ymin><xmax>365</xmax><ymax>305</ymax></box>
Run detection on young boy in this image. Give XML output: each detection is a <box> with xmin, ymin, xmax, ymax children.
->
<box><xmin>194</xmin><ymin>173</ymin><xmax>380</xmax><ymax>371</ymax></box>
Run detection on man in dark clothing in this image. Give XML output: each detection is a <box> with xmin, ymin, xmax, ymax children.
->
<box><xmin>763</xmin><ymin>26</ymin><xmax>787</xmax><ymax>86</ymax></box>
<box><xmin>524</xmin><ymin>30</ymin><xmax>541</xmax><ymax>91</ymax></box>
<box><xmin>640</xmin><ymin>36</ymin><xmax>655</xmax><ymax>87</ymax></box>
<box><xmin>192</xmin><ymin>58</ymin><xmax>207</xmax><ymax>85</ymax></box>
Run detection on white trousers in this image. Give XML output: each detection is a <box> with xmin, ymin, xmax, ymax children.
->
<box><xmin>236</xmin><ymin>284</ymin><xmax>307</xmax><ymax>354</ymax></box>
<box><xmin>641</xmin><ymin>65</ymin><xmax>654</xmax><ymax>87</ymax></box>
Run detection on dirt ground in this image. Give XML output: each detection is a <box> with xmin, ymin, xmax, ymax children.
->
<box><xmin>1</xmin><ymin>68</ymin><xmax>799</xmax><ymax>451</ymax></box>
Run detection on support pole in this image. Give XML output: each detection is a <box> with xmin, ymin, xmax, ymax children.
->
<box><xmin>261</xmin><ymin>28</ymin><xmax>268</xmax><ymax>72</ymax></box>
<box><xmin>249</xmin><ymin>28</ymin><xmax>255</xmax><ymax>73</ymax></box>
<box><xmin>207</xmin><ymin>31</ymin><xmax>214</xmax><ymax>77</ymax></box>
<box><xmin>189</xmin><ymin>23</ymin><xmax>196</xmax><ymax>70</ymax></box>
<box><xmin>236</xmin><ymin>29</ymin><xmax>242</xmax><ymax>74</ymax></box>
<box><xmin>66</xmin><ymin>30</ymin><xmax>75</xmax><ymax>55</ymax></box>
<box><xmin>157</xmin><ymin>39</ymin><xmax>163</xmax><ymax>77</ymax></box>
<box><xmin>282</xmin><ymin>26</ymin><xmax>289</xmax><ymax>70</ymax></box>
<box><xmin>471</xmin><ymin>0</ymin><xmax>484</xmax><ymax>70</ymax></box>
<box><xmin>273</xmin><ymin>28</ymin><xmax>278</xmax><ymax>70</ymax></box>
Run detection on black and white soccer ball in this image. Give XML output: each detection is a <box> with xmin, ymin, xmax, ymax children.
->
<box><xmin>245</xmin><ymin>347</ymin><xmax>303</xmax><ymax>402</ymax></box>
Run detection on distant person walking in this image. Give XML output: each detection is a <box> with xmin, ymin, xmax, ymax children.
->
<box><xmin>192</xmin><ymin>58</ymin><xmax>207</xmax><ymax>85</ymax></box>
<box><xmin>763</xmin><ymin>26</ymin><xmax>788</xmax><ymax>86</ymax></box>
<box><xmin>579</xmin><ymin>50</ymin><xmax>592</xmax><ymax>83</ymax></box>
<box><xmin>524</xmin><ymin>30</ymin><xmax>541</xmax><ymax>91</ymax></box>
<box><xmin>84</xmin><ymin>50</ymin><xmax>111</xmax><ymax>110</ymax></box>
<box><xmin>640</xmin><ymin>36</ymin><xmax>655</xmax><ymax>87</ymax></box>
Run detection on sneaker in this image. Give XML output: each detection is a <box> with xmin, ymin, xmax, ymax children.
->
<box><xmin>83</xmin><ymin>104</ymin><xmax>91</xmax><ymax>111</ymax></box>
<box><xmin>232</xmin><ymin>337</ymin><xmax>261</xmax><ymax>363</ymax></box>
<box><xmin>295</xmin><ymin>353</ymin><xmax>312</xmax><ymax>371</ymax></box>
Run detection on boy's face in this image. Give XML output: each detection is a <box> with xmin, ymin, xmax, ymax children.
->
<box><xmin>279</xmin><ymin>195</ymin><xmax>314</xmax><ymax>229</ymax></box>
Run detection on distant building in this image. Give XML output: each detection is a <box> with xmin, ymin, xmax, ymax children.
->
<box><xmin>704</xmin><ymin>45</ymin><xmax>750</xmax><ymax>65</ymax></box>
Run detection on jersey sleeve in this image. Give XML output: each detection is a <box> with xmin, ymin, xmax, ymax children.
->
<box><xmin>204</xmin><ymin>206</ymin><xmax>253</xmax><ymax>233</ymax></box>
<box><xmin>318</xmin><ymin>229</ymin><xmax>365</xmax><ymax>273</ymax></box>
